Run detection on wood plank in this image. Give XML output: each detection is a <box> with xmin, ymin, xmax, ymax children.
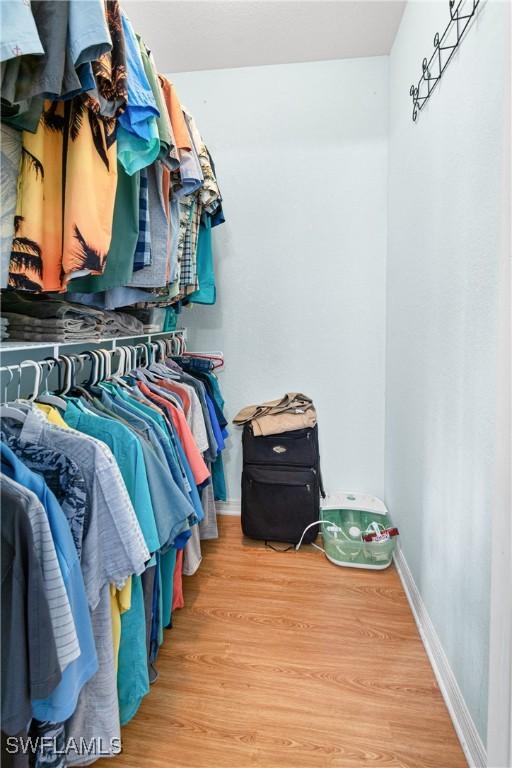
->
<box><xmin>97</xmin><ymin>516</ymin><xmax>467</xmax><ymax>768</ymax></box>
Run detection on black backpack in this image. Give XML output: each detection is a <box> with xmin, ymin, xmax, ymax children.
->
<box><xmin>241</xmin><ymin>424</ymin><xmax>325</xmax><ymax>547</ymax></box>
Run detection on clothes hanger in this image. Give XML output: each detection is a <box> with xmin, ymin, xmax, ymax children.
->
<box><xmin>83</xmin><ymin>350</ymin><xmax>105</xmax><ymax>400</ymax></box>
<box><xmin>94</xmin><ymin>349</ymin><xmax>105</xmax><ymax>384</ymax></box>
<box><xmin>137</xmin><ymin>343</ymin><xmax>161</xmax><ymax>382</ymax></box>
<box><xmin>67</xmin><ymin>354</ymin><xmax>92</xmax><ymax>400</ymax></box>
<box><xmin>1</xmin><ymin>366</ymin><xmax>14</xmax><ymax>403</ymax></box>
<box><xmin>181</xmin><ymin>351</ymin><xmax>224</xmax><ymax>370</ymax></box>
<box><xmin>99</xmin><ymin>349</ymin><xmax>108</xmax><ymax>382</ymax></box>
<box><xmin>127</xmin><ymin>345</ymin><xmax>137</xmax><ymax>371</ymax></box>
<box><xmin>99</xmin><ymin>348</ymin><xmax>119</xmax><ymax>390</ymax></box>
<box><xmin>24</xmin><ymin>360</ymin><xmax>42</xmax><ymax>402</ymax></box>
<box><xmin>111</xmin><ymin>347</ymin><xmax>132</xmax><ymax>388</ymax></box>
<box><xmin>113</xmin><ymin>345</ymin><xmax>126</xmax><ymax>376</ymax></box>
<box><xmin>167</xmin><ymin>336</ymin><xmax>177</xmax><ymax>357</ymax></box>
<box><xmin>95</xmin><ymin>349</ymin><xmax>109</xmax><ymax>380</ymax></box>
<box><xmin>98</xmin><ymin>346</ymin><xmax>125</xmax><ymax>392</ymax></box>
<box><xmin>152</xmin><ymin>341</ymin><xmax>163</xmax><ymax>363</ymax></box>
<box><xmin>86</xmin><ymin>349</ymin><xmax>108</xmax><ymax>395</ymax></box>
<box><xmin>144</xmin><ymin>342</ymin><xmax>155</xmax><ymax>366</ymax></box>
<box><xmin>125</xmin><ymin>346</ymin><xmax>134</xmax><ymax>374</ymax></box>
<box><xmin>122</xmin><ymin>345</ymin><xmax>132</xmax><ymax>375</ymax></box>
<box><xmin>59</xmin><ymin>354</ymin><xmax>75</xmax><ymax>396</ymax></box>
<box><xmin>0</xmin><ymin>361</ymin><xmax>40</xmax><ymax>422</ymax></box>
<box><xmin>85</xmin><ymin>350</ymin><xmax>100</xmax><ymax>388</ymax></box>
<box><xmin>0</xmin><ymin>366</ymin><xmax>26</xmax><ymax>421</ymax></box>
<box><xmin>107</xmin><ymin>347</ymin><xmax>123</xmax><ymax>381</ymax></box>
<box><xmin>36</xmin><ymin>357</ymin><xmax>68</xmax><ymax>410</ymax></box>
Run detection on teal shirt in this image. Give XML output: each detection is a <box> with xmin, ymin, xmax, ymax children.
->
<box><xmin>63</xmin><ymin>400</ymin><xmax>157</xmax><ymax>725</ymax></box>
<box><xmin>160</xmin><ymin>548</ymin><xmax>176</xmax><ymax>630</ymax></box>
<box><xmin>188</xmin><ymin>218</ymin><xmax>216</xmax><ymax>305</ymax></box>
<box><xmin>118</xmin><ymin>574</ymin><xmax>149</xmax><ymax>725</ymax></box>
<box><xmin>117</xmin><ymin>122</ymin><xmax>160</xmax><ymax>176</ymax></box>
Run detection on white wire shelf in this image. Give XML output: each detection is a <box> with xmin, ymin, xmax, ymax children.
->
<box><xmin>0</xmin><ymin>329</ymin><xmax>186</xmax><ymax>356</ymax></box>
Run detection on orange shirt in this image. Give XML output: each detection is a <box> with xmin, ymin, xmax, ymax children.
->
<box><xmin>172</xmin><ymin>549</ymin><xmax>184</xmax><ymax>610</ymax></box>
<box><xmin>158</xmin><ymin>75</ymin><xmax>191</xmax><ymax>152</ymax></box>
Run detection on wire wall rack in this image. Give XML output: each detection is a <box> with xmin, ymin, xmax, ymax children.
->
<box><xmin>409</xmin><ymin>0</ymin><xmax>481</xmax><ymax>122</ymax></box>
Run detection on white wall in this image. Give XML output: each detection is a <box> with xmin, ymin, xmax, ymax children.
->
<box><xmin>173</xmin><ymin>57</ymin><xmax>388</xmax><ymax>502</ymax></box>
<box><xmin>386</xmin><ymin>0</ymin><xmax>510</xmax><ymax>747</ymax></box>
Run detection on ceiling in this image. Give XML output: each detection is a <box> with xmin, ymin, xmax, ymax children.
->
<box><xmin>123</xmin><ymin>1</ymin><xmax>406</xmax><ymax>74</ymax></box>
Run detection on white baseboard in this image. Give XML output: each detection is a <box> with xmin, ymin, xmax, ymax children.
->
<box><xmin>216</xmin><ymin>499</ymin><xmax>241</xmax><ymax>516</ymax></box>
<box><xmin>393</xmin><ymin>545</ymin><xmax>487</xmax><ymax>768</ymax></box>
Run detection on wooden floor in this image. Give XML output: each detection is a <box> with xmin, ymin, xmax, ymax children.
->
<box><xmin>99</xmin><ymin>516</ymin><xmax>467</xmax><ymax>768</ymax></box>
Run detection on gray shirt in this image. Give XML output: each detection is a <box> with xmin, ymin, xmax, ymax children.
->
<box><xmin>1</xmin><ymin>476</ymin><xmax>62</xmax><ymax>735</ymax></box>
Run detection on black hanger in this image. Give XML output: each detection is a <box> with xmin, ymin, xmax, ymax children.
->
<box><xmin>67</xmin><ymin>354</ymin><xmax>93</xmax><ymax>400</ymax></box>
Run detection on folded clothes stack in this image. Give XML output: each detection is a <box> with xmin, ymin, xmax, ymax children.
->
<box><xmin>116</xmin><ymin>307</ymin><xmax>167</xmax><ymax>334</ymax></box>
<box><xmin>0</xmin><ymin>292</ymin><xmax>144</xmax><ymax>342</ymax></box>
<box><xmin>100</xmin><ymin>309</ymin><xmax>145</xmax><ymax>338</ymax></box>
<box><xmin>1</xmin><ymin>312</ymin><xmax>101</xmax><ymax>342</ymax></box>
<box><xmin>0</xmin><ymin>316</ymin><xmax>9</xmax><ymax>340</ymax></box>
<box><xmin>233</xmin><ymin>393</ymin><xmax>318</xmax><ymax>437</ymax></box>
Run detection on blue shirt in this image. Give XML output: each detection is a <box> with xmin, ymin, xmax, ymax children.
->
<box><xmin>99</xmin><ymin>387</ymin><xmax>168</xmax><ymax>465</ymax></box>
<box><xmin>116</xmin><ymin>386</ymin><xmax>191</xmax><ymax>492</ymax></box>
<box><xmin>205</xmin><ymin>393</ymin><xmax>225</xmax><ymax>453</ymax></box>
<box><xmin>117</xmin><ymin>12</ymin><xmax>159</xmax><ymax>174</ymax></box>
<box><xmin>68</xmin><ymin>0</ymin><xmax>112</xmax><ymax>66</ymax></box>
<box><xmin>64</xmin><ymin>400</ymin><xmax>160</xmax><ymax>555</ymax></box>
<box><xmin>125</xmin><ymin>385</ymin><xmax>205</xmax><ymax>524</ymax></box>
<box><xmin>115</xmin><ymin>386</ymin><xmax>205</xmax><ymax>533</ymax></box>
<box><xmin>188</xmin><ymin>218</ymin><xmax>216</xmax><ymax>305</ymax></box>
<box><xmin>65</xmin><ymin>400</ymin><xmax>192</xmax><ymax>552</ymax></box>
<box><xmin>0</xmin><ymin>443</ymin><xmax>98</xmax><ymax>722</ymax></box>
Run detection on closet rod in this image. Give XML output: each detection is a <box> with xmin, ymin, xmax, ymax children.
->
<box><xmin>0</xmin><ymin>334</ymin><xmax>225</xmax><ymax>400</ymax></box>
<box><xmin>0</xmin><ymin>334</ymin><xmax>191</xmax><ymax>401</ymax></box>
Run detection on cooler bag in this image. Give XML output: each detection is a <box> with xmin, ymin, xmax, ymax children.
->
<box><xmin>241</xmin><ymin>425</ymin><xmax>325</xmax><ymax>545</ymax></box>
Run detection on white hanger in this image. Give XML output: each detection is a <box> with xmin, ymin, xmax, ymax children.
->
<box><xmin>89</xmin><ymin>350</ymin><xmax>101</xmax><ymax>385</ymax></box>
<box><xmin>106</xmin><ymin>346</ymin><xmax>129</xmax><ymax>389</ymax></box>
<box><xmin>1</xmin><ymin>366</ymin><xmax>14</xmax><ymax>402</ymax></box>
<box><xmin>111</xmin><ymin>346</ymin><xmax>125</xmax><ymax>378</ymax></box>
<box><xmin>59</xmin><ymin>355</ymin><xmax>74</xmax><ymax>396</ymax></box>
<box><xmin>96</xmin><ymin>348</ymin><xmax>110</xmax><ymax>380</ymax></box>
<box><xmin>0</xmin><ymin>361</ymin><xmax>40</xmax><ymax>422</ymax></box>
<box><xmin>23</xmin><ymin>360</ymin><xmax>41</xmax><ymax>402</ymax></box>
<box><xmin>36</xmin><ymin>359</ymin><xmax>67</xmax><ymax>410</ymax></box>
<box><xmin>0</xmin><ymin>366</ymin><xmax>27</xmax><ymax>421</ymax></box>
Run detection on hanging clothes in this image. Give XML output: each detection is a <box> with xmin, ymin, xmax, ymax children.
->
<box><xmin>2</xmin><ymin>0</ymin><xmax>225</xmax><ymax>304</ymax></box>
<box><xmin>7</xmin><ymin>0</ymin><xmax>128</xmax><ymax>292</ymax></box>
<box><xmin>0</xmin><ymin>343</ymin><xmax>228</xmax><ymax>766</ymax></box>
